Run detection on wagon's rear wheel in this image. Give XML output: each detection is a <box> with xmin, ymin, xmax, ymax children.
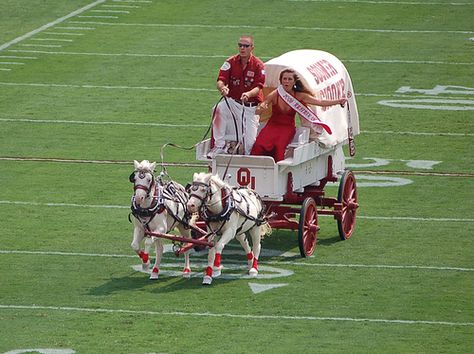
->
<box><xmin>337</xmin><ymin>170</ymin><xmax>358</xmax><ymax>240</ymax></box>
<box><xmin>298</xmin><ymin>197</ymin><xmax>318</xmax><ymax>257</ymax></box>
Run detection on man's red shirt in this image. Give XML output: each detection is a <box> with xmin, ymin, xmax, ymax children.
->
<box><xmin>217</xmin><ymin>54</ymin><xmax>265</xmax><ymax>103</ymax></box>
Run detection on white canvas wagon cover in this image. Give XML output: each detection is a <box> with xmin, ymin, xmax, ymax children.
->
<box><xmin>263</xmin><ymin>49</ymin><xmax>360</xmax><ymax>147</ymax></box>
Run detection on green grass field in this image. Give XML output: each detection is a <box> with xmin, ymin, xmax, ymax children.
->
<box><xmin>1</xmin><ymin>0</ymin><xmax>473</xmax><ymax>353</ymax></box>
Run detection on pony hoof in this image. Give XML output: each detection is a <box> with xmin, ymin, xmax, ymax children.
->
<box><xmin>142</xmin><ymin>262</ymin><xmax>150</xmax><ymax>271</ymax></box>
<box><xmin>202</xmin><ymin>276</ymin><xmax>213</xmax><ymax>285</ymax></box>
<box><xmin>149</xmin><ymin>268</ymin><xmax>159</xmax><ymax>280</ymax></box>
<box><xmin>249</xmin><ymin>268</ymin><xmax>258</xmax><ymax>277</ymax></box>
<box><xmin>183</xmin><ymin>268</ymin><xmax>191</xmax><ymax>278</ymax></box>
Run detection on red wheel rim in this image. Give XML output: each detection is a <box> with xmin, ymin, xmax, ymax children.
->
<box><xmin>299</xmin><ymin>198</ymin><xmax>318</xmax><ymax>257</ymax></box>
<box><xmin>338</xmin><ymin>171</ymin><xmax>358</xmax><ymax>239</ymax></box>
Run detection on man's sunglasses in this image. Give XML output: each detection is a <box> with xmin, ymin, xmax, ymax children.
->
<box><xmin>238</xmin><ymin>43</ymin><xmax>251</xmax><ymax>48</ymax></box>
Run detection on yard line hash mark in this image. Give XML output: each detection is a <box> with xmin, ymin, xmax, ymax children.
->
<box><xmin>0</xmin><ymin>0</ymin><xmax>106</xmax><ymax>52</ymax></box>
<box><xmin>0</xmin><ymin>304</ymin><xmax>472</xmax><ymax>327</ymax></box>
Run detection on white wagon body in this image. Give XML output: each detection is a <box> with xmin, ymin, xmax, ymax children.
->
<box><xmin>195</xmin><ymin>49</ymin><xmax>360</xmax><ymax>256</ymax></box>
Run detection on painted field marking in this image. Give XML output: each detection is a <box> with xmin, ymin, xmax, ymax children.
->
<box><xmin>31</xmin><ymin>38</ymin><xmax>74</xmax><ymax>42</ymax></box>
<box><xmin>1</xmin><ymin>156</ymin><xmax>473</xmax><ymax>178</ymax></box>
<box><xmin>1</xmin><ymin>304</ymin><xmax>472</xmax><ymax>327</ymax></box>
<box><xmin>2</xmin><ymin>199</ymin><xmax>472</xmax><ymax>223</ymax></box>
<box><xmin>132</xmin><ymin>263</ymin><xmax>294</xmax><ymax>280</ymax></box>
<box><xmin>4</xmin><ymin>349</ymin><xmax>75</xmax><ymax>354</ymax></box>
<box><xmin>43</xmin><ymin>32</ymin><xmax>85</xmax><ymax>36</ymax></box>
<box><xmin>0</xmin><ymin>81</ymin><xmax>214</xmax><ymax>91</ymax></box>
<box><xmin>249</xmin><ymin>283</ymin><xmax>288</xmax><ymax>294</ymax></box>
<box><xmin>19</xmin><ymin>44</ymin><xmax>63</xmax><ymax>48</ymax></box>
<box><xmin>77</xmin><ymin>15</ymin><xmax>119</xmax><ymax>19</ymax></box>
<box><xmin>102</xmin><ymin>4</ymin><xmax>140</xmax><ymax>8</ymax></box>
<box><xmin>67</xmin><ymin>21</ymin><xmax>474</xmax><ymax>34</ymax></box>
<box><xmin>289</xmin><ymin>0</ymin><xmax>474</xmax><ymax>5</ymax></box>
<box><xmin>0</xmin><ymin>80</ymin><xmax>473</xmax><ymax>102</ymax></box>
<box><xmin>113</xmin><ymin>0</ymin><xmax>151</xmax><ymax>2</ymax></box>
<box><xmin>0</xmin><ymin>68</ymin><xmax>12</xmax><ymax>71</ymax></box>
<box><xmin>6</xmin><ymin>49</ymin><xmax>474</xmax><ymax>66</ymax></box>
<box><xmin>0</xmin><ymin>62</ymin><xmax>25</xmax><ymax>65</ymax></box>
<box><xmin>1</xmin><ymin>250</ymin><xmax>472</xmax><ymax>272</ymax></box>
<box><xmin>1</xmin><ymin>117</ymin><xmax>473</xmax><ymax>138</ymax></box>
<box><xmin>0</xmin><ymin>117</ymin><xmax>208</xmax><ymax>127</ymax></box>
<box><xmin>0</xmin><ymin>0</ymin><xmax>106</xmax><ymax>52</ymax></box>
<box><xmin>378</xmin><ymin>99</ymin><xmax>474</xmax><ymax>110</ymax></box>
<box><xmin>55</xmin><ymin>26</ymin><xmax>95</xmax><ymax>30</ymax></box>
<box><xmin>0</xmin><ymin>55</ymin><xmax>37</xmax><ymax>59</ymax></box>
<box><xmin>91</xmin><ymin>9</ymin><xmax>130</xmax><ymax>13</ymax></box>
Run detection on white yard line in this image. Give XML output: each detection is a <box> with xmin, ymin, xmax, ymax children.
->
<box><xmin>0</xmin><ymin>249</ymin><xmax>472</xmax><ymax>272</ymax></box>
<box><xmin>0</xmin><ymin>249</ymin><xmax>473</xmax><ymax>273</ymax></box>
<box><xmin>0</xmin><ymin>304</ymin><xmax>472</xmax><ymax>326</ymax></box>
<box><xmin>0</xmin><ymin>117</ymin><xmax>208</xmax><ymax>127</ymax></box>
<box><xmin>1</xmin><ymin>117</ymin><xmax>473</xmax><ymax>137</ymax></box>
<box><xmin>361</xmin><ymin>130</ymin><xmax>474</xmax><ymax>137</ymax></box>
<box><xmin>0</xmin><ymin>82</ymin><xmax>473</xmax><ymax>102</ymax></box>
<box><xmin>0</xmin><ymin>0</ymin><xmax>106</xmax><ymax>52</ymax></box>
<box><xmin>289</xmin><ymin>0</ymin><xmax>474</xmax><ymax>5</ymax></box>
<box><xmin>0</xmin><ymin>68</ymin><xmax>12</xmax><ymax>71</ymax></box>
<box><xmin>6</xmin><ymin>49</ymin><xmax>473</xmax><ymax>66</ymax></box>
<box><xmin>0</xmin><ymin>81</ymin><xmax>214</xmax><ymax>91</ymax></box>
<box><xmin>67</xmin><ymin>21</ymin><xmax>474</xmax><ymax>34</ymax></box>
<box><xmin>0</xmin><ymin>199</ymin><xmax>473</xmax><ymax>223</ymax></box>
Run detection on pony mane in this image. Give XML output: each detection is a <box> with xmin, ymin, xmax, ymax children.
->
<box><xmin>209</xmin><ymin>174</ymin><xmax>230</xmax><ymax>189</ymax></box>
<box><xmin>134</xmin><ymin>160</ymin><xmax>156</xmax><ymax>173</ymax></box>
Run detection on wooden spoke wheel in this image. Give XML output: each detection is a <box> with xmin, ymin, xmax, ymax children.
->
<box><xmin>337</xmin><ymin>170</ymin><xmax>358</xmax><ymax>240</ymax></box>
<box><xmin>298</xmin><ymin>197</ymin><xmax>318</xmax><ymax>257</ymax></box>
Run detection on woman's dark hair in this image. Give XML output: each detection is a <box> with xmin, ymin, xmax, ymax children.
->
<box><xmin>279</xmin><ymin>68</ymin><xmax>313</xmax><ymax>95</ymax></box>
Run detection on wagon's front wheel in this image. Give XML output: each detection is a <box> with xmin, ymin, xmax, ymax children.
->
<box><xmin>337</xmin><ymin>170</ymin><xmax>358</xmax><ymax>240</ymax></box>
<box><xmin>298</xmin><ymin>197</ymin><xmax>318</xmax><ymax>257</ymax></box>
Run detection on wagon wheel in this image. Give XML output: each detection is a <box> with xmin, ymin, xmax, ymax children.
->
<box><xmin>298</xmin><ymin>197</ymin><xmax>318</xmax><ymax>257</ymax></box>
<box><xmin>337</xmin><ymin>170</ymin><xmax>358</xmax><ymax>240</ymax></box>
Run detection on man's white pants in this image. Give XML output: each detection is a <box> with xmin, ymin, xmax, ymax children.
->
<box><xmin>211</xmin><ymin>98</ymin><xmax>259</xmax><ymax>155</ymax></box>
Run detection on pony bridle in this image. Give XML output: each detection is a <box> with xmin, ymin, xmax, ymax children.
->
<box><xmin>130</xmin><ymin>171</ymin><xmax>155</xmax><ymax>196</ymax></box>
<box><xmin>188</xmin><ymin>181</ymin><xmax>212</xmax><ymax>210</ymax></box>
<box><xmin>129</xmin><ymin>171</ymin><xmax>169</xmax><ymax>222</ymax></box>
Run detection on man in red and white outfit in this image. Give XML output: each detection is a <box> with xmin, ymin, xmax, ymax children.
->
<box><xmin>207</xmin><ymin>35</ymin><xmax>265</xmax><ymax>158</ymax></box>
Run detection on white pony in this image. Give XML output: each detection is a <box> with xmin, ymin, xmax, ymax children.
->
<box><xmin>187</xmin><ymin>172</ymin><xmax>270</xmax><ymax>285</ymax></box>
<box><xmin>129</xmin><ymin>160</ymin><xmax>194</xmax><ymax>279</ymax></box>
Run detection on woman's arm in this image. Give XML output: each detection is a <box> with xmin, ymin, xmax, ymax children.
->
<box><xmin>298</xmin><ymin>92</ymin><xmax>347</xmax><ymax>107</ymax></box>
<box><xmin>255</xmin><ymin>89</ymin><xmax>277</xmax><ymax>115</ymax></box>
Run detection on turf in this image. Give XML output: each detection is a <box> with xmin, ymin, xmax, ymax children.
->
<box><xmin>0</xmin><ymin>0</ymin><xmax>473</xmax><ymax>353</ymax></box>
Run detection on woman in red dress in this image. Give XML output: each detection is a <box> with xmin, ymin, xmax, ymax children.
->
<box><xmin>251</xmin><ymin>69</ymin><xmax>346</xmax><ymax>162</ymax></box>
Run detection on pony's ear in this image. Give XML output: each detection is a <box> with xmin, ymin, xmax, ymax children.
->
<box><xmin>150</xmin><ymin>162</ymin><xmax>156</xmax><ymax>172</ymax></box>
<box><xmin>133</xmin><ymin>160</ymin><xmax>140</xmax><ymax>170</ymax></box>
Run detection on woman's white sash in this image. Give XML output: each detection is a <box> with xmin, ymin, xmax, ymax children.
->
<box><xmin>277</xmin><ymin>85</ymin><xmax>332</xmax><ymax>134</ymax></box>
